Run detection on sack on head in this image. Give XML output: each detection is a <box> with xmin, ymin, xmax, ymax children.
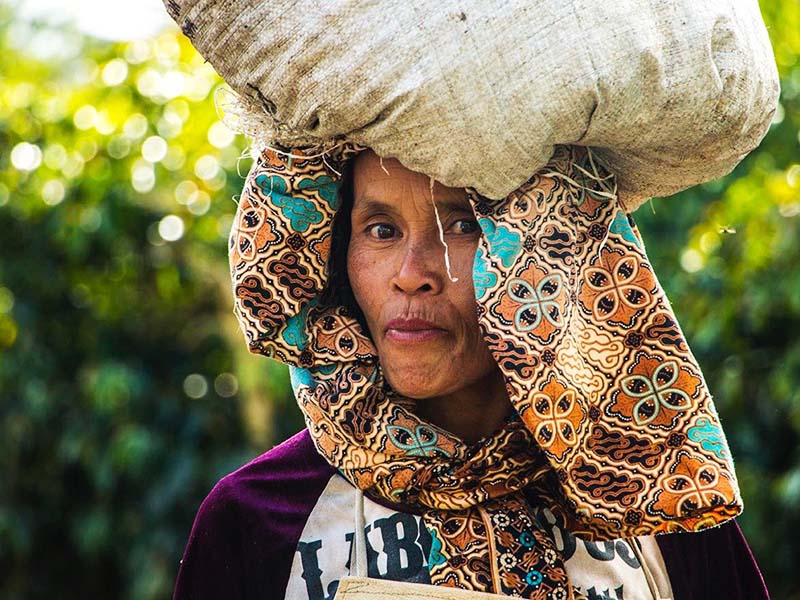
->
<box><xmin>164</xmin><ymin>0</ymin><xmax>779</xmax><ymax>209</ymax></box>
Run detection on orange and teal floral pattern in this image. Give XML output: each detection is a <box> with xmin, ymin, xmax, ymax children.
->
<box><xmin>228</xmin><ymin>143</ymin><xmax>742</xmax><ymax>599</ymax></box>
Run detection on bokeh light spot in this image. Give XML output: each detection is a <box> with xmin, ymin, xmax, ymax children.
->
<box><xmin>183</xmin><ymin>374</ymin><xmax>208</xmax><ymax>399</ymax></box>
<box><xmin>194</xmin><ymin>154</ymin><xmax>219</xmax><ymax>180</ymax></box>
<box><xmin>158</xmin><ymin>214</ymin><xmax>185</xmax><ymax>242</ymax></box>
<box><xmin>131</xmin><ymin>159</ymin><xmax>155</xmax><ymax>193</ymax></box>
<box><xmin>102</xmin><ymin>58</ymin><xmax>128</xmax><ymax>86</ymax></box>
<box><xmin>162</xmin><ymin>146</ymin><xmax>186</xmax><ymax>171</ymax></box>
<box><xmin>0</xmin><ymin>316</ymin><xmax>18</xmax><ymax>349</ymax></box>
<box><xmin>62</xmin><ymin>152</ymin><xmax>85</xmax><ymax>179</ymax></box>
<box><xmin>73</xmin><ymin>105</ymin><xmax>97</xmax><ymax>130</ymax></box>
<box><xmin>107</xmin><ymin>136</ymin><xmax>131</xmax><ymax>159</ymax></box>
<box><xmin>208</xmin><ymin>121</ymin><xmax>235</xmax><ymax>148</ymax></box>
<box><xmin>159</xmin><ymin>71</ymin><xmax>185</xmax><ymax>100</ymax></box>
<box><xmin>217</xmin><ymin>214</ymin><xmax>234</xmax><ymax>239</ymax></box>
<box><xmin>779</xmin><ymin>203</ymin><xmax>800</xmax><ymax>218</ymax></box>
<box><xmin>8</xmin><ymin>82</ymin><xmax>35</xmax><ymax>108</ymax></box>
<box><xmin>680</xmin><ymin>249</ymin><xmax>705</xmax><ymax>273</ymax></box>
<box><xmin>141</xmin><ymin>135</ymin><xmax>168</xmax><ymax>163</ymax></box>
<box><xmin>187</xmin><ymin>191</ymin><xmax>211</xmax><ymax>216</ymax></box>
<box><xmin>175</xmin><ymin>180</ymin><xmax>199</xmax><ymax>205</ymax></box>
<box><xmin>42</xmin><ymin>179</ymin><xmax>66</xmax><ymax>206</ymax></box>
<box><xmin>214</xmin><ymin>373</ymin><xmax>239</xmax><ymax>398</ymax></box>
<box><xmin>11</xmin><ymin>142</ymin><xmax>43</xmax><ymax>171</ymax></box>
<box><xmin>44</xmin><ymin>144</ymin><xmax>68</xmax><ymax>170</ymax></box>
<box><xmin>787</xmin><ymin>164</ymin><xmax>800</xmax><ymax>188</ymax></box>
<box><xmin>94</xmin><ymin>110</ymin><xmax>115</xmax><ymax>135</ymax></box>
<box><xmin>123</xmin><ymin>113</ymin><xmax>149</xmax><ymax>139</ymax></box>
<box><xmin>80</xmin><ymin>207</ymin><xmax>102</xmax><ymax>233</ymax></box>
<box><xmin>154</xmin><ymin>35</ymin><xmax>181</xmax><ymax>65</ymax></box>
<box><xmin>124</xmin><ymin>40</ymin><xmax>151</xmax><ymax>64</ymax></box>
<box><xmin>0</xmin><ymin>287</ymin><xmax>15</xmax><ymax>313</ymax></box>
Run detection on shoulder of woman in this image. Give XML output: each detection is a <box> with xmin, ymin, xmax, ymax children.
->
<box><xmin>209</xmin><ymin>427</ymin><xmax>338</xmax><ymax>511</ymax></box>
<box><xmin>174</xmin><ymin>428</ymin><xmax>338</xmax><ymax>600</ymax></box>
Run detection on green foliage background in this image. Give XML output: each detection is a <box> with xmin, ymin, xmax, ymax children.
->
<box><xmin>0</xmin><ymin>2</ymin><xmax>797</xmax><ymax>598</ymax></box>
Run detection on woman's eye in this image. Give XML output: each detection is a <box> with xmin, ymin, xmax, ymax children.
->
<box><xmin>451</xmin><ymin>219</ymin><xmax>479</xmax><ymax>235</ymax></box>
<box><xmin>367</xmin><ymin>223</ymin><xmax>397</xmax><ymax>239</ymax></box>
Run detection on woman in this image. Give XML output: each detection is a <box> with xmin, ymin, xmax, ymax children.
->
<box><xmin>174</xmin><ymin>144</ymin><xmax>768</xmax><ymax>599</ymax></box>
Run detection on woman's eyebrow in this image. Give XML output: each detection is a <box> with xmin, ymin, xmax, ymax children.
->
<box><xmin>352</xmin><ymin>198</ymin><xmax>397</xmax><ymax>217</ymax></box>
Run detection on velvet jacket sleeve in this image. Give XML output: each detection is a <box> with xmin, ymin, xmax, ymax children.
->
<box><xmin>656</xmin><ymin>519</ymin><xmax>769</xmax><ymax>600</ymax></box>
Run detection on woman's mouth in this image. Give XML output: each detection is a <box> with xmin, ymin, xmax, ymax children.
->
<box><xmin>385</xmin><ymin>318</ymin><xmax>447</xmax><ymax>343</ymax></box>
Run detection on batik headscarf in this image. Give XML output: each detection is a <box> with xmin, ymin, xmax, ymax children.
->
<box><xmin>228</xmin><ymin>143</ymin><xmax>742</xmax><ymax>599</ymax></box>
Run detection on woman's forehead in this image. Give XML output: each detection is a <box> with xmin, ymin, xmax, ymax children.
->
<box><xmin>352</xmin><ymin>150</ymin><xmax>470</xmax><ymax>210</ymax></box>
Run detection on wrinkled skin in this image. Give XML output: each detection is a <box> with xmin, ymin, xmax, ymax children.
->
<box><xmin>347</xmin><ymin>150</ymin><xmax>510</xmax><ymax>442</ymax></box>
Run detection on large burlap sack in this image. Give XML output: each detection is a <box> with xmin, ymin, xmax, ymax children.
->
<box><xmin>163</xmin><ymin>0</ymin><xmax>779</xmax><ymax>210</ymax></box>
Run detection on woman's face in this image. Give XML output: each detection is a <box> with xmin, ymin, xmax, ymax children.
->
<box><xmin>347</xmin><ymin>150</ymin><xmax>499</xmax><ymax>400</ymax></box>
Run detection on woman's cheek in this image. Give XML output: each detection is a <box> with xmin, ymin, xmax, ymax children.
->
<box><xmin>347</xmin><ymin>244</ymin><xmax>385</xmax><ymax>325</ymax></box>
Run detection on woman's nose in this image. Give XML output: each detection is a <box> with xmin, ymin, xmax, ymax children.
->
<box><xmin>391</xmin><ymin>240</ymin><xmax>445</xmax><ymax>296</ymax></box>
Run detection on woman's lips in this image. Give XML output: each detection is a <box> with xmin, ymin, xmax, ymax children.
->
<box><xmin>385</xmin><ymin>318</ymin><xmax>447</xmax><ymax>343</ymax></box>
<box><xmin>386</xmin><ymin>329</ymin><xmax>445</xmax><ymax>343</ymax></box>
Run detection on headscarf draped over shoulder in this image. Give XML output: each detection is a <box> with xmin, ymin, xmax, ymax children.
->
<box><xmin>228</xmin><ymin>143</ymin><xmax>742</xmax><ymax>594</ymax></box>
<box><xmin>230</xmin><ymin>144</ymin><xmax>741</xmax><ymax>537</ymax></box>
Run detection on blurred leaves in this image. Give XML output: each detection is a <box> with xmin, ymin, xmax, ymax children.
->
<box><xmin>0</xmin><ymin>1</ymin><xmax>799</xmax><ymax>599</ymax></box>
<box><xmin>0</xmin><ymin>6</ymin><xmax>300</xmax><ymax>600</ymax></box>
<box><xmin>633</xmin><ymin>2</ymin><xmax>800</xmax><ymax>596</ymax></box>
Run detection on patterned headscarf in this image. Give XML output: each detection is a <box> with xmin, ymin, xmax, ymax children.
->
<box><xmin>229</xmin><ymin>143</ymin><xmax>742</xmax><ymax>598</ymax></box>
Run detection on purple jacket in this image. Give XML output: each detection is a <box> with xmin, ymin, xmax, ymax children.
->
<box><xmin>174</xmin><ymin>429</ymin><xmax>769</xmax><ymax>600</ymax></box>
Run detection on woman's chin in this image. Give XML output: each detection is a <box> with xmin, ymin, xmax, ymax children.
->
<box><xmin>384</xmin><ymin>367</ymin><xmax>445</xmax><ymax>400</ymax></box>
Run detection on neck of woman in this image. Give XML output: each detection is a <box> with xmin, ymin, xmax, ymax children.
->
<box><xmin>413</xmin><ymin>366</ymin><xmax>512</xmax><ymax>444</ymax></box>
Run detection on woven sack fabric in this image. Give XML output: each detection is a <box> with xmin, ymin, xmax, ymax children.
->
<box><xmin>163</xmin><ymin>0</ymin><xmax>779</xmax><ymax>210</ymax></box>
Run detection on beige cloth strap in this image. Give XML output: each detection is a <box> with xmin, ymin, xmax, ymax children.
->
<box><xmin>334</xmin><ymin>577</ymin><xmax>510</xmax><ymax>599</ymax></box>
<box><xmin>350</xmin><ymin>488</ymin><xmax>368</xmax><ymax>578</ymax></box>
